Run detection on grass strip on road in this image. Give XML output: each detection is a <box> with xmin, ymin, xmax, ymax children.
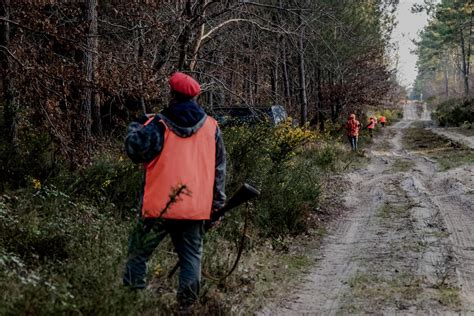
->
<box><xmin>403</xmin><ymin>126</ymin><xmax>474</xmax><ymax>171</ymax></box>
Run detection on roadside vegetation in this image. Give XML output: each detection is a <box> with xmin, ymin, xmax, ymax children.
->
<box><xmin>1</xmin><ymin>118</ymin><xmax>379</xmax><ymax>315</ymax></box>
<box><xmin>432</xmin><ymin>98</ymin><xmax>474</xmax><ymax>128</ymax></box>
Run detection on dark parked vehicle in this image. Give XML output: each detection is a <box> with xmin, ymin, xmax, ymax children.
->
<box><xmin>209</xmin><ymin>105</ymin><xmax>288</xmax><ymax>126</ymax></box>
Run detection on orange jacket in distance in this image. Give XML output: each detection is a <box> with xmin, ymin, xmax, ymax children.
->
<box><xmin>379</xmin><ymin>116</ymin><xmax>386</xmax><ymax>123</ymax></box>
<box><xmin>141</xmin><ymin>117</ymin><xmax>218</xmax><ymax>220</ymax></box>
<box><xmin>345</xmin><ymin>118</ymin><xmax>361</xmax><ymax>137</ymax></box>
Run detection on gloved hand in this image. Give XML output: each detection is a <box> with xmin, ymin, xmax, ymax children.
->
<box><xmin>205</xmin><ymin>209</ymin><xmax>223</xmax><ymax>230</ymax></box>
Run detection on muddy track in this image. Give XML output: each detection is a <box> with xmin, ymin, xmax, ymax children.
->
<box><xmin>261</xmin><ymin>104</ymin><xmax>474</xmax><ymax>315</ymax></box>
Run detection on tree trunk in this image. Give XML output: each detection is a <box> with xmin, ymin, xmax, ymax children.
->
<box><xmin>298</xmin><ymin>14</ymin><xmax>307</xmax><ymax>126</ymax></box>
<box><xmin>177</xmin><ymin>30</ymin><xmax>189</xmax><ymax>70</ymax></box>
<box><xmin>217</xmin><ymin>55</ymin><xmax>225</xmax><ymax>106</ymax></box>
<box><xmin>189</xmin><ymin>22</ymin><xmax>204</xmax><ymax>72</ymax></box>
<box><xmin>444</xmin><ymin>53</ymin><xmax>449</xmax><ymax>99</ymax></box>
<box><xmin>328</xmin><ymin>70</ymin><xmax>336</xmax><ymax>122</ymax></box>
<box><xmin>452</xmin><ymin>51</ymin><xmax>458</xmax><ymax>91</ymax></box>
<box><xmin>281</xmin><ymin>39</ymin><xmax>290</xmax><ymax>100</ymax></box>
<box><xmin>135</xmin><ymin>20</ymin><xmax>146</xmax><ymax>114</ymax></box>
<box><xmin>316</xmin><ymin>65</ymin><xmax>325</xmax><ymax>131</ymax></box>
<box><xmin>91</xmin><ymin>0</ymin><xmax>101</xmax><ymax>136</ymax></box>
<box><xmin>466</xmin><ymin>15</ymin><xmax>472</xmax><ymax>96</ymax></box>
<box><xmin>253</xmin><ymin>61</ymin><xmax>258</xmax><ymax>102</ymax></box>
<box><xmin>177</xmin><ymin>0</ymin><xmax>192</xmax><ymax>70</ymax></box>
<box><xmin>271</xmin><ymin>60</ymin><xmax>278</xmax><ymax>102</ymax></box>
<box><xmin>0</xmin><ymin>0</ymin><xmax>18</xmax><ymax>150</ymax></box>
<box><xmin>460</xmin><ymin>31</ymin><xmax>469</xmax><ymax>96</ymax></box>
<box><xmin>81</xmin><ymin>0</ymin><xmax>99</xmax><ymax>148</ymax></box>
<box><xmin>335</xmin><ymin>78</ymin><xmax>343</xmax><ymax>120</ymax></box>
<box><xmin>209</xmin><ymin>85</ymin><xmax>214</xmax><ymax>108</ymax></box>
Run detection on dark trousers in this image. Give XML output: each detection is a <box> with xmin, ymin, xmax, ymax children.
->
<box><xmin>348</xmin><ymin>136</ymin><xmax>358</xmax><ymax>150</ymax></box>
<box><xmin>368</xmin><ymin>128</ymin><xmax>374</xmax><ymax>137</ymax></box>
<box><xmin>123</xmin><ymin>218</ymin><xmax>204</xmax><ymax>307</ymax></box>
<box><xmin>381</xmin><ymin>122</ymin><xmax>385</xmax><ymax>127</ymax></box>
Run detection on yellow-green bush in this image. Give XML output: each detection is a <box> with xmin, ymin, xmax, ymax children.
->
<box><xmin>223</xmin><ymin>122</ymin><xmax>331</xmax><ymax>237</ymax></box>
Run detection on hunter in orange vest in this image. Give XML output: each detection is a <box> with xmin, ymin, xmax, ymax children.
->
<box><xmin>379</xmin><ymin>115</ymin><xmax>386</xmax><ymax>127</ymax></box>
<box><xmin>366</xmin><ymin>117</ymin><xmax>377</xmax><ymax>138</ymax></box>
<box><xmin>345</xmin><ymin>113</ymin><xmax>361</xmax><ymax>150</ymax></box>
<box><xmin>123</xmin><ymin>72</ymin><xmax>226</xmax><ymax>312</ymax></box>
<box><xmin>141</xmin><ymin>110</ymin><xmax>218</xmax><ymax>220</ymax></box>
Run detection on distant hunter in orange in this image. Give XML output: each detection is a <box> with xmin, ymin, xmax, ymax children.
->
<box><xmin>366</xmin><ymin>116</ymin><xmax>377</xmax><ymax>138</ymax></box>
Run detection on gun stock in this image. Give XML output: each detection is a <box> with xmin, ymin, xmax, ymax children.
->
<box><xmin>211</xmin><ymin>183</ymin><xmax>260</xmax><ymax>221</ymax></box>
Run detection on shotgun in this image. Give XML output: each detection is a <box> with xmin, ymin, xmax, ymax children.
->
<box><xmin>167</xmin><ymin>183</ymin><xmax>260</xmax><ymax>278</ymax></box>
<box><xmin>207</xmin><ymin>183</ymin><xmax>260</xmax><ymax>227</ymax></box>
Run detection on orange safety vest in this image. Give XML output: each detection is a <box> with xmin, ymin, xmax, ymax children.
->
<box><xmin>379</xmin><ymin>116</ymin><xmax>386</xmax><ymax>123</ymax></box>
<box><xmin>346</xmin><ymin>119</ymin><xmax>360</xmax><ymax>137</ymax></box>
<box><xmin>141</xmin><ymin>116</ymin><xmax>217</xmax><ymax>220</ymax></box>
<box><xmin>367</xmin><ymin>118</ymin><xmax>376</xmax><ymax>129</ymax></box>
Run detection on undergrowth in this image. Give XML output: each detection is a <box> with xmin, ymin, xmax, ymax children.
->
<box><xmin>0</xmin><ymin>108</ymin><xmax>390</xmax><ymax>314</ymax></box>
<box><xmin>0</xmin><ymin>119</ymin><xmax>363</xmax><ymax>314</ymax></box>
<box><xmin>433</xmin><ymin>98</ymin><xmax>473</xmax><ymax>127</ymax></box>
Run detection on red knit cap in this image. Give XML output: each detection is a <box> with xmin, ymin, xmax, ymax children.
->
<box><xmin>169</xmin><ymin>72</ymin><xmax>201</xmax><ymax>97</ymax></box>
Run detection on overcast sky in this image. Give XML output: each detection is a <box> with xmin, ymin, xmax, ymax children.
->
<box><xmin>392</xmin><ymin>0</ymin><xmax>433</xmax><ymax>88</ymax></box>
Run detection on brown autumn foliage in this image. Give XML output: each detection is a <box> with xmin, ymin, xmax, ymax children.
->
<box><xmin>1</xmin><ymin>0</ymin><xmax>400</xmax><ymax>166</ymax></box>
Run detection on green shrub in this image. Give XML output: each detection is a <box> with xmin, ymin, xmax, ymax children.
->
<box><xmin>223</xmin><ymin>123</ymin><xmax>327</xmax><ymax>237</ymax></box>
<box><xmin>254</xmin><ymin>152</ymin><xmax>322</xmax><ymax>237</ymax></box>
<box><xmin>434</xmin><ymin>98</ymin><xmax>474</xmax><ymax>127</ymax></box>
<box><xmin>223</xmin><ymin>124</ymin><xmax>274</xmax><ymax>193</ymax></box>
<box><xmin>0</xmin><ymin>129</ymin><xmax>58</xmax><ymax>190</ymax></box>
<box><xmin>64</xmin><ymin>155</ymin><xmax>143</xmax><ymax>217</ymax></box>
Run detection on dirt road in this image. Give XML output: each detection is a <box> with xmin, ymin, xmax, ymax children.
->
<box><xmin>261</xmin><ymin>104</ymin><xmax>474</xmax><ymax>315</ymax></box>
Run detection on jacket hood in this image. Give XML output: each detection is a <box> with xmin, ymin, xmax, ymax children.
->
<box><xmin>159</xmin><ymin>100</ymin><xmax>207</xmax><ymax>137</ymax></box>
